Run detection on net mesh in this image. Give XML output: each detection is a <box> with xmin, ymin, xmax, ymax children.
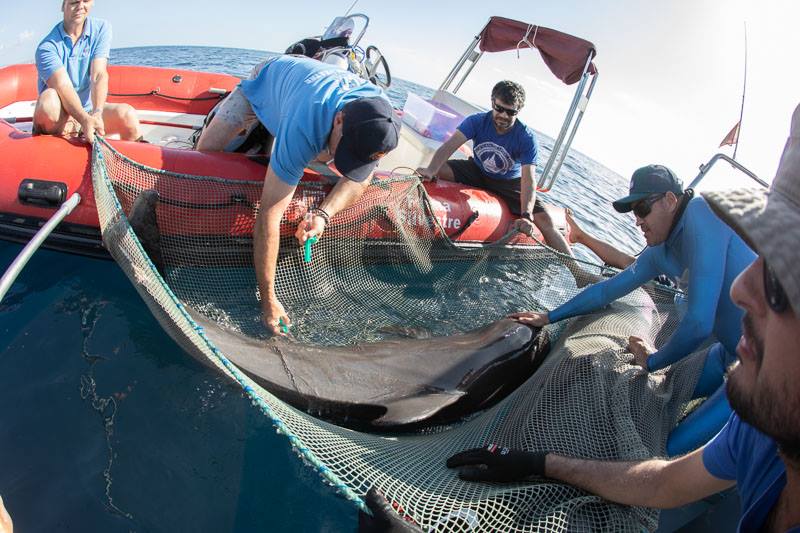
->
<box><xmin>92</xmin><ymin>139</ymin><xmax>706</xmax><ymax>532</ymax></box>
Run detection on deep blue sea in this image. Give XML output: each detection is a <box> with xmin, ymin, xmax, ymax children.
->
<box><xmin>0</xmin><ymin>46</ymin><xmax>644</xmax><ymax>532</ymax></box>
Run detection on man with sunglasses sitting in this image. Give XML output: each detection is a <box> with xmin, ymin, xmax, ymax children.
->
<box><xmin>444</xmin><ymin>104</ymin><xmax>800</xmax><ymax>533</ymax></box>
<box><xmin>416</xmin><ymin>80</ymin><xmax>572</xmax><ymax>256</ymax></box>
<box><xmin>511</xmin><ymin>163</ymin><xmax>756</xmax><ymax>455</ymax></box>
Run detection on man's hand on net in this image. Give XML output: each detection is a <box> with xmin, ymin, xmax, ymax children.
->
<box><xmin>628</xmin><ymin>335</ymin><xmax>654</xmax><ymax>370</ymax></box>
<box><xmin>446</xmin><ymin>444</ymin><xmax>546</xmax><ymax>482</ymax></box>
<box><xmin>415</xmin><ymin>167</ymin><xmax>437</xmax><ymax>182</ymax></box>
<box><xmin>513</xmin><ymin>217</ymin><xmax>536</xmax><ymax>237</ymax></box>
<box><xmin>357</xmin><ymin>487</ymin><xmax>423</xmax><ymax>532</ymax></box>
<box><xmin>262</xmin><ymin>297</ymin><xmax>290</xmax><ymax>336</ymax></box>
<box><xmin>295</xmin><ymin>213</ymin><xmax>326</xmax><ymax>244</ymax></box>
<box><xmin>507</xmin><ymin>311</ymin><xmax>550</xmax><ymax>327</ymax></box>
<box><xmin>79</xmin><ymin>111</ymin><xmax>105</xmax><ymax>144</ymax></box>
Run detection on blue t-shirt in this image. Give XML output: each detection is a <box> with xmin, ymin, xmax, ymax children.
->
<box><xmin>239</xmin><ymin>55</ymin><xmax>388</xmax><ymax>185</ymax></box>
<box><xmin>35</xmin><ymin>18</ymin><xmax>111</xmax><ymax>111</ymax></box>
<box><xmin>703</xmin><ymin>413</ymin><xmax>798</xmax><ymax>533</ymax></box>
<box><xmin>549</xmin><ymin>197</ymin><xmax>756</xmax><ymax>370</ymax></box>
<box><xmin>457</xmin><ymin>111</ymin><xmax>538</xmax><ymax>180</ymax></box>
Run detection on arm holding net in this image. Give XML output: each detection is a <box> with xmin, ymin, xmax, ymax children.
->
<box><xmin>549</xmin><ymin>250</ymin><xmax>658</xmax><ymax>322</ymax></box>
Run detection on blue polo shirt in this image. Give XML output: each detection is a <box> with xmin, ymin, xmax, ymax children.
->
<box><xmin>35</xmin><ymin>18</ymin><xmax>112</xmax><ymax>111</ymax></box>
<box><xmin>457</xmin><ymin>111</ymin><xmax>538</xmax><ymax>180</ymax></box>
<box><xmin>549</xmin><ymin>196</ymin><xmax>756</xmax><ymax>370</ymax></box>
<box><xmin>703</xmin><ymin>413</ymin><xmax>799</xmax><ymax>532</ymax></box>
<box><xmin>239</xmin><ymin>55</ymin><xmax>387</xmax><ymax>185</ymax></box>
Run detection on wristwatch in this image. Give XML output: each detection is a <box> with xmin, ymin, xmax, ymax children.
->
<box><xmin>520</xmin><ymin>211</ymin><xmax>533</xmax><ymax>221</ymax></box>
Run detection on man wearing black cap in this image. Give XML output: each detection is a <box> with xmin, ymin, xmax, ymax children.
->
<box><xmin>444</xmin><ymin>102</ymin><xmax>800</xmax><ymax>533</ymax></box>
<box><xmin>196</xmin><ymin>55</ymin><xmax>400</xmax><ymax>334</ymax></box>
<box><xmin>511</xmin><ymin>162</ymin><xmax>756</xmax><ymax>455</ymax></box>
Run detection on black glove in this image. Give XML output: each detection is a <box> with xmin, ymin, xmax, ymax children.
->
<box><xmin>357</xmin><ymin>487</ymin><xmax>423</xmax><ymax>533</ymax></box>
<box><xmin>446</xmin><ymin>444</ymin><xmax>546</xmax><ymax>482</ymax></box>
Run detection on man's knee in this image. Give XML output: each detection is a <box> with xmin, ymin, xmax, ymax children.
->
<box><xmin>33</xmin><ymin>89</ymin><xmax>65</xmax><ymax>132</ymax></box>
<box><xmin>120</xmin><ymin>103</ymin><xmax>139</xmax><ymax>125</ymax></box>
<box><xmin>116</xmin><ymin>104</ymin><xmax>140</xmax><ymax>138</ymax></box>
<box><xmin>195</xmin><ymin>90</ymin><xmax>252</xmax><ymax>152</ymax></box>
<box><xmin>533</xmin><ymin>209</ymin><xmax>554</xmax><ymax>230</ymax></box>
<box><xmin>438</xmin><ymin>161</ymin><xmax>456</xmax><ymax>181</ymax></box>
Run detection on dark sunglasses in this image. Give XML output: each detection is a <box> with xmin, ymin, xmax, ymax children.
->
<box><xmin>492</xmin><ymin>101</ymin><xmax>520</xmax><ymax>117</ymax></box>
<box><xmin>763</xmin><ymin>261</ymin><xmax>789</xmax><ymax>313</ymax></box>
<box><xmin>631</xmin><ymin>194</ymin><xmax>665</xmax><ymax>219</ymax></box>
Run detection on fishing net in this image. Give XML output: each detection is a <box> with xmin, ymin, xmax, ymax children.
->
<box><xmin>92</xmin><ymin>138</ymin><xmax>706</xmax><ymax>532</ymax></box>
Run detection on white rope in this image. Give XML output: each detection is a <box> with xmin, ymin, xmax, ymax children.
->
<box><xmin>516</xmin><ymin>24</ymin><xmax>539</xmax><ymax>58</ymax></box>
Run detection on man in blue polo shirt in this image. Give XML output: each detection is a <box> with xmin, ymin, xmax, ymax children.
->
<box><xmin>34</xmin><ymin>0</ymin><xmax>140</xmax><ymax>144</ymax></box>
<box><xmin>196</xmin><ymin>55</ymin><xmax>400</xmax><ymax>335</ymax></box>
<box><xmin>416</xmin><ymin>80</ymin><xmax>572</xmax><ymax>256</ymax></box>
<box><xmin>441</xmin><ymin>103</ymin><xmax>800</xmax><ymax>533</ymax></box>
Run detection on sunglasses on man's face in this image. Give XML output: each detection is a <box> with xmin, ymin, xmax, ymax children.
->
<box><xmin>763</xmin><ymin>260</ymin><xmax>790</xmax><ymax>314</ymax></box>
<box><xmin>492</xmin><ymin>101</ymin><xmax>520</xmax><ymax>117</ymax></box>
<box><xmin>631</xmin><ymin>194</ymin><xmax>665</xmax><ymax>219</ymax></box>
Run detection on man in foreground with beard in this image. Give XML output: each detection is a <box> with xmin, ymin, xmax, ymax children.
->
<box><xmin>442</xmin><ymin>103</ymin><xmax>800</xmax><ymax>532</ymax></box>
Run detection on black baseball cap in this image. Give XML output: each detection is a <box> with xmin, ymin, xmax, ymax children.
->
<box><xmin>334</xmin><ymin>96</ymin><xmax>400</xmax><ymax>182</ymax></box>
<box><xmin>612</xmin><ymin>164</ymin><xmax>684</xmax><ymax>213</ymax></box>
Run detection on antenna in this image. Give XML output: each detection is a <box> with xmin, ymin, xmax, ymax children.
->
<box><xmin>344</xmin><ymin>0</ymin><xmax>359</xmax><ymax>16</ymax></box>
<box><xmin>733</xmin><ymin>22</ymin><xmax>748</xmax><ymax>160</ymax></box>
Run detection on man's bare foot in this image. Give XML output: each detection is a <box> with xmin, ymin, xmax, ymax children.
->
<box><xmin>565</xmin><ymin>208</ymin><xmax>585</xmax><ymax>245</ymax></box>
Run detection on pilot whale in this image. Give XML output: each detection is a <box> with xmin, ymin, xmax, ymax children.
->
<box><xmin>125</xmin><ymin>190</ymin><xmax>551</xmax><ymax>430</ymax></box>
<box><xmin>189</xmin><ymin>313</ymin><xmax>549</xmax><ymax>430</ymax></box>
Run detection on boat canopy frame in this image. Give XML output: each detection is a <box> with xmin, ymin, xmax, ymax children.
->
<box><xmin>438</xmin><ymin>16</ymin><xmax>599</xmax><ymax>192</ymax></box>
<box><xmin>688</xmin><ymin>152</ymin><xmax>768</xmax><ymax>190</ymax></box>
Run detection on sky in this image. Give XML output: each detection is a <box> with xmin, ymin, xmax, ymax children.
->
<box><xmin>2</xmin><ymin>0</ymin><xmax>799</xmax><ymax>185</ymax></box>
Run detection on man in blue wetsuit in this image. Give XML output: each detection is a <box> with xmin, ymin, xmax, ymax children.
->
<box><xmin>511</xmin><ymin>163</ymin><xmax>756</xmax><ymax>454</ymax></box>
<box><xmin>416</xmin><ymin>80</ymin><xmax>573</xmax><ymax>256</ymax></box>
<box><xmin>34</xmin><ymin>0</ymin><xmax>141</xmax><ymax>143</ymax></box>
<box><xmin>441</xmin><ymin>103</ymin><xmax>800</xmax><ymax>533</ymax></box>
<box><xmin>196</xmin><ymin>55</ymin><xmax>400</xmax><ymax>335</ymax></box>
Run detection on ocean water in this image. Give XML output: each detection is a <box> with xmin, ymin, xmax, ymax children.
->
<box><xmin>0</xmin><ymin>46</ymin><xmax>644</xmax><ymax>532</ymax></box>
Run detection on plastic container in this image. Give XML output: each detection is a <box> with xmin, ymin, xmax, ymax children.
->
<box><xmin>402</xmin><ymin>92</ymin><xmax>463</xmax><ymax>142</ymax></box>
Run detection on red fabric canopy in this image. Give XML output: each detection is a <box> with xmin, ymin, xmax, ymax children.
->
<box><xmin>478</xmin><ymin>16</ymin><xmax>597</xmax><ymax>85</ymax></box>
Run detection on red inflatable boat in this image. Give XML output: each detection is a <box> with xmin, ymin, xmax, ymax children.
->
<box><xmin>0</xmin><ymin>63</ymin><xmax>563</xmax><ymax>258</ymax></box>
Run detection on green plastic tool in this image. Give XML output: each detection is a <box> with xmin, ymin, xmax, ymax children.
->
<box><xmin>303</xmin><ymin>236</ymin><xmax>319</xmax><ymax>263</ymax></box>
<box><xmin>278</xmin><ymin>317</ymin><xmax>289</xmax><ymax>334</ymax></box>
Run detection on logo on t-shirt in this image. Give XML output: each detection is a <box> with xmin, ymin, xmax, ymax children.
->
<box><xmin>305</xmin><ymin>68</ymin><xmax>365</xmax><ymax>90</ymax></box>
<box><xmin>473</xmin><ymin>142</ymin><xmax>515</xmax><ymax>176</ymax></box>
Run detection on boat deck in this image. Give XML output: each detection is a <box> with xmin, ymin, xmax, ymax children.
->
<box><xmin>0</xmin><ymin>99</ymin><xmax>205</xmax><ymax>147</ymax></box>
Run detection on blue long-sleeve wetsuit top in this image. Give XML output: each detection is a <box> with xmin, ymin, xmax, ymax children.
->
<box><xmin>548</xmin><ymin>197</ymin><xmax>756</xmax><ymax>370</ymax></box>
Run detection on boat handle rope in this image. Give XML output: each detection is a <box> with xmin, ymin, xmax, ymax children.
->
<box><xmin>108</xmin><ymin>89</ymin><xmax>228</xmax><ymax>101</ymax></box>
<box><xmin>0</xmin><ymin>193</ymin><xmax>81</xmax><ymax>303</ymax></box>
<box><xmin>448</xmin><ymin>210</ymin><xmax>479</xmax><ymax>240</ymax></box>
<box><xmin>155</xmin><ymin>192</ymin><xmax>256</xmax><ymax>211</ymax></box>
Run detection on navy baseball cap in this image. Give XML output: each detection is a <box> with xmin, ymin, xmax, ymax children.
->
<box><xmin>334</xmin><ymin>96</ymin><xmax>400</xmax><ymax>182</ymax></box>
<box><xmin>612</xmin><ymin>164</ymin><xmax>684</xmax><ymax>213</ymax></box>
